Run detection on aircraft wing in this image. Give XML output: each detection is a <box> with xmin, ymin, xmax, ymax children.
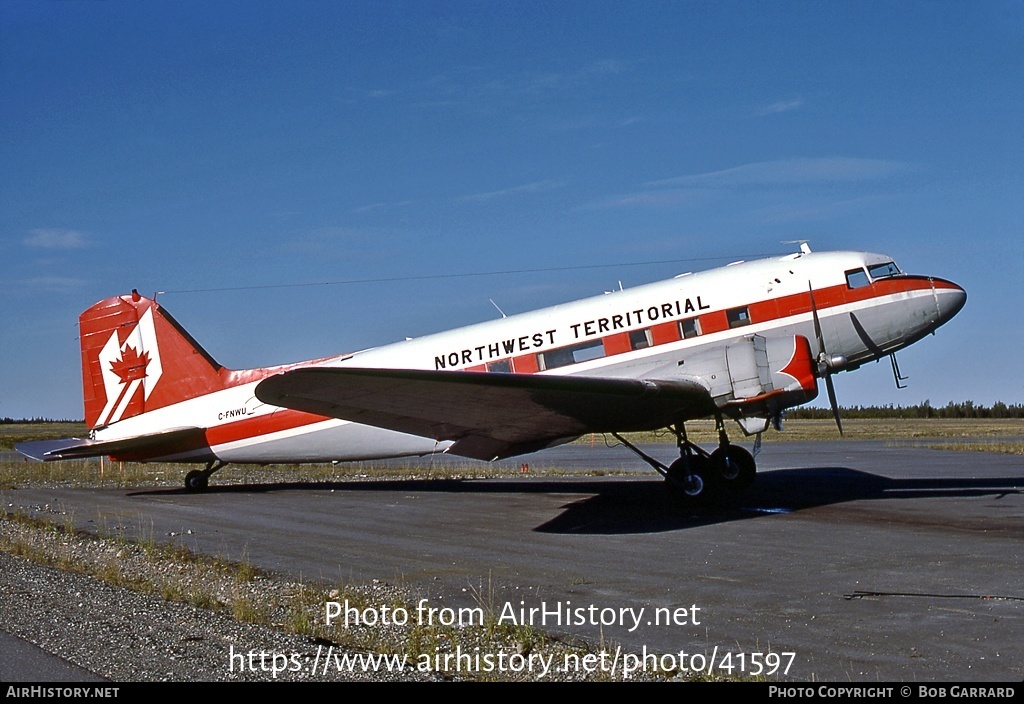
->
<box><xmin>255</xmin><ymin>368</ymin><xmax>716</xmax><ymax>460</ymax></box>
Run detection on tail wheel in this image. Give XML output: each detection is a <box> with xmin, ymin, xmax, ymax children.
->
<box><xmin>709</xmin><ymin>445</ymin><xmax>756</xmax><ymax>493</ymax></box>
<box><xmin>183</xmin><ymin>460</ymin><xmax>226</xmax><ymax>492</ymax></box>
<box><xmin>184</xmin><ymin>469</ymin><xmax>209</xmax><ymax>492</ymax></box>
<box><xmin>666</xmin><ymin>454</ymin><xmax>718</xmax><ymax>502</ymax></box>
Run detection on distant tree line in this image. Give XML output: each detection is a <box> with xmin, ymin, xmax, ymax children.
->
<box><xmin>0</xmin><ymin>417</ymin><xmax>84</xmax><ymax>424</ymax></box>
<box><xmin>786</xmin><ymin>401</ymin><xmax>1024</xmax><ymax>419</ymax></box>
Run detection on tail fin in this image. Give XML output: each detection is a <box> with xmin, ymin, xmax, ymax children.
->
<box><xmin>80</xmin><ymin>290</ymin><xmax>227</xmax><ymax>429</ymax></box>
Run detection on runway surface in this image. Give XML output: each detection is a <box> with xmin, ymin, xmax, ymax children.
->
<box><xmin>3</xmin><ymin>440</ymin><xmax>1022</xmax><ymax>681</ymax></box>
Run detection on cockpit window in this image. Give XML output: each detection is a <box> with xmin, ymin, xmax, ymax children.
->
<box><xmin>845</xmin><ymin>268</ymin><xmax>870</xmax><ymax>289</ymax></box>
<box><xmin>867</xmin><ymin>261</ymin><xmax>901</xmax><ymax>280</ymax></box>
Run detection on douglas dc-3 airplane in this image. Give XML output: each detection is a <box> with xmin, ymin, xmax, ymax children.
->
<box><xmin>18</xmin><ymin>245</ymin><xmax>966</xmax><ymax>502</ymax></box>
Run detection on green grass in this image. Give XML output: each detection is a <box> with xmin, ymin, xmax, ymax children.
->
<box><xmin>0</xmin><ymin>422</ymin><xmax>88</xmax><ymax>451</ymax></box>
<box><xmin>928</xmin><ymin>441</ymin><xmax>1023</xmax><ymax>455</ymax></box>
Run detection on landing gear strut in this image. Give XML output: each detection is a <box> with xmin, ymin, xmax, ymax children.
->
<box><xmin>184</xmin><ymin>460</ymin><xmax>227</xmax><ymax>492</ymax></box>
<box><xmin>612</xmin><ymin>416</ymin><xmax>757</xmax><ymax>504</ymax></box>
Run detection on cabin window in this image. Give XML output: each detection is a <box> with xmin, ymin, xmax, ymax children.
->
<box><xmin>486</xmin><ymin>359</ymin><xmax>512</xmax><ymax>373</ymax></box>
<box><xmin>868</xmin><ymin>261</ymin><xmax>901</xmax><ymax>280</ymax></box>
<box><xmin>629</xmin><ymin>329</ymin><xmax>652</xmax><ymax>350</ymax></box>
<box><xmin>726</xmin><ymin>306</ymin><xmax>751</xmax><ymax>329</ymax></box>
<box><xmin>537</xmin><ymin>339</ymin><xmax>605</xmax><ymax>370</ymax></box>
<box><xmin>845</xmin><ymin>268</ymin><xmax>870</xmax><ymax>289</ymax></box>
<box><xmin>679</xmin><ymin>317</ymin><xmax>702</xmax><ymax>339</ymax></box>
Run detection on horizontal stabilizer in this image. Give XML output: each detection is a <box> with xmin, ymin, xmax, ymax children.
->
<box><xmin>256</xmin><ymin>368</ymin><xmax>715</xmax><ymax>460</ymax></box>
<box><xmin>16</xmin><ymin>427</ymin><xmax>209</xmax><ymax>462</ymax></box>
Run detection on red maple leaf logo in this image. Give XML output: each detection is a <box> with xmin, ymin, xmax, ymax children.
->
<box><xmin>109</xmin><ymin>345</ymin><xmax>150</xmax><ymax>384</ymax></box>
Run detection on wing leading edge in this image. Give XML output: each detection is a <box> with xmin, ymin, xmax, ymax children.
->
<box><xmin>255</xmin><ymin>368</ymin><xmax>716</xmax><ymax>461</ymax></box>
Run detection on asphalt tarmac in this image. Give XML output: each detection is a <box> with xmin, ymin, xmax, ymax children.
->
<box><xmin>3</xmin><ymin>440</ymin><xmax>1022</xmax><ymax>681</ymax></box>
<box><xmin>0</xmin><ymin>631</ymin><xmax>106</xmax><ymax>683</ymax></box>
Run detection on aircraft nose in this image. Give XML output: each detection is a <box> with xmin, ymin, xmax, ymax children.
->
<box><xmin>934</xmin><ymin>279</ymin><xmax>967</xmax><ymax>324</ymax></box>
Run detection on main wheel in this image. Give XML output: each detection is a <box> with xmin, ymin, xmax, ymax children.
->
<box><xmin>709</xmin><ymin>444</ymin><xmax>756</xmax><ymax>494</ymax></box>
<box><xmin>184</xmin><ymin>470</ymin><xmax>209</xmax><ymax>492</ymax></box>
<box><xmin>666</xmin><ymin>454</ymin><xmax>717</xmax><ymax>502</ymax></box>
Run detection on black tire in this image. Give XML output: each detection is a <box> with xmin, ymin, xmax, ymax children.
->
<box><xmin>184</xmin><ymin>470</ymin><xmax>208</xmax><ymax>492</ymax></box>
<box><xmin>709</xmin><ymin>444</ymin><xmax>756</xmax><ymax>494</ymax></box>
<box><xmin>666</xmin><ymin>454</ymin><xmax>717</xmax><ymax>502</ymax></box>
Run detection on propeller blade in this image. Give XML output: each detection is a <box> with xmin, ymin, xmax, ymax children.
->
<box><xmin>825</xmin><ymin>374</ymin><xmax>843</xmax><ymax>436</ymax></box>
<box><xmin>808</xmin><ymin>282</ymin><xmax>826</xmax><ymax>360</ymax></box>
<box><xmin>810</xmin><ymin>282</ymin><xmax>843</xmax><ymax>435</ymax></box>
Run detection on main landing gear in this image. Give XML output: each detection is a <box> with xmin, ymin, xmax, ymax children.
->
<box><xmin>184</xmin><ymin>460</ymin><xmax>227</xmax><ymax>492</ymax></box>
<box><xmin>613</xmin><ymin>416</ymin><xmax>756</xmax><ymax>504</ymax></box>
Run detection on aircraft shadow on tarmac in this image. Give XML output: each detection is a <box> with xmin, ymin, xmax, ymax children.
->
<box><xmin>129</xmin><ymin>466</ymin><xmax>1022</xmax><ymax>535</ymax></box>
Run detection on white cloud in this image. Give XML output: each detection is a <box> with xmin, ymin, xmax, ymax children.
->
<box><xmin>585</xmin><ymin>59</ymin><xmax>628</xmax><ymax>76</ymax></box>
<box><xmin>756</xmin><ymin>98</ymin><xmax>805</xmax><ymax>116</ymax></box>
<box><xmin>753</xmin><ymin>194</ymin><xmax>901</xmax><ymax>223</ymax></box>
<box><xmin>646</xmin><ymin>157</ymin><xmax>914</xmax><ymax>189</ymax></box>
<box><xmin>350</xmin><ymin>200</ymin><xmax>416</xmax><ymax>214</ymax></box>
<box><xmin>583</xmin><ymin>188</ymin><xmax>711</xmax><ymax>210</ymax></box>
<box><xmin>23</xmin><ymin>229</ymin><xmax>90</xmax><ymax>249</ymax></box>
<box><xmin>282</xmin><ymin>227</ymin><xmax>403</xmax><ymax>260</ymax></box>
<box><xmin>458</xmin><ymin>179</ymin><xmax>566</xmax><ymax>203</ymax></box>
<box><xmin>25</xmin><ymin>276</ymin><xmax>89</xmax><ymax>291</ymax></box>
<box><xmin>414</xmin><ymin>59</ymin><xmax>631</xmax><ymax>114</ymax></box>
<box><xmin>586</xmin><ymin>157</ymin><xmax>916</xmax><ymax>212</ymax></box>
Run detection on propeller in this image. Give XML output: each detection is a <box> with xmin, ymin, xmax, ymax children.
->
<box><xmin>808</xmin><ymin>282</ymin><xmax>844</xmax><ymax>435</ymax></box>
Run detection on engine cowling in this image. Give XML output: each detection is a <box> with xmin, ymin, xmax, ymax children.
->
<box><xmin>672</xmin><ymin>334</ymin><xmax>819</xmax><ymax>434</ymax></box>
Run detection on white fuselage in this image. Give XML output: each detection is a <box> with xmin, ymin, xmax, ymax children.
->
<box><xmin>94</xmin><ymin>251</ymin><xmax>966</xmax><ymax>463</ymax></box>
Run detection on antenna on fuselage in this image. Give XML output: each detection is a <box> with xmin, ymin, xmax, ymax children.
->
<box><xmin>489</xmin><ymin>299</ymin><xmax>507</xmax><ymax>319</ymax></box>
<box><xmin>783</xmin><ymin>240</ymin><xmax>812</xmax><ymax>255</ymax></box>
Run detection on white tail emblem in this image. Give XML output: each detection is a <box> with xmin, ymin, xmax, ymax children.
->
<box><xmin>95</xmin><ymin>308</ymin><xmax>163</xmax><ymax>426</ymax></box>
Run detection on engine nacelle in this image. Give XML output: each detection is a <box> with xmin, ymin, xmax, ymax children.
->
<box><xmin>670</xmin><ymin>334</ymin><xmax>819</xmax><ymax>433</ymax></box>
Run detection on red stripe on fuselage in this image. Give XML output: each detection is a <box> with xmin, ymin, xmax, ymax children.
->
<box><xmin>204</xmin><ymin>408</ymin><xmax>333</xmax><ymax>448</ymax></box>
<box><xmin>498</xmin><ymin>276</ymin><xmax>940</xmax><ymax>375</ymax></box>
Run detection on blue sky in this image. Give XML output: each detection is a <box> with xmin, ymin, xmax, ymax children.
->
<box><xmin>2</xmin><ymin>1</ymin><xmax>1022</xmax><ymax>420</ymax></box>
